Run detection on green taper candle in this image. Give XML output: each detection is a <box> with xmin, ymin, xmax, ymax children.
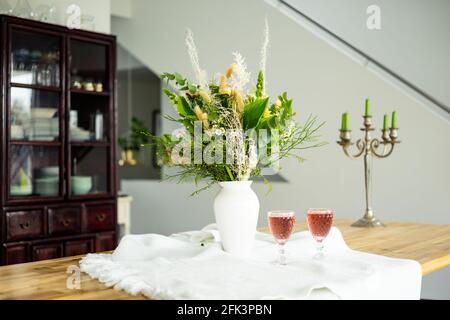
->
<box><xmin>341</xmin><ymin>113</ymin><xmax>349</xmax><ymax>130</ymax></box>
<box><xmin>383</xmin><ymin>114</ymin><xmax>389</xmax><ymax>130</ymax></box>
<box><xmin>365</xmin><ymin>99</ymin><xmax>371</xmax><ymax>116</ymax></box>
<box><xmin>391</xmin><ymin>111</ymin><xmax>397</xmax><ymax>128</ymax></box>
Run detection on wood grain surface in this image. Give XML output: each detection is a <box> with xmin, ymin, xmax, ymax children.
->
<box><xmin>0</xmin><ymin>219</ymin><xmax>449</xmax><ymax>300</ymax></box>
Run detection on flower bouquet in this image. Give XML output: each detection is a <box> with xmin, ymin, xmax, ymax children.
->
<box><xmin>152</xmin><ymin>22</ymin><xmax>325</xmax><ymax>256</ymax></box>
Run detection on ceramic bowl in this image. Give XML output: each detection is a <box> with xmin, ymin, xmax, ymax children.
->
<box><xmin>40</xmin><ymin>166</ymin><xmax>59</xmax><ymax>177</ymax></box>
<box><xmin>35</xmin><ymin>177</ymin><xmax>59</xmax><ymax>196</ymax></box>
<box><xmin>71</xmin><ymin>176</ymin><xmax>92</xmax><ymax>195</ymax></box>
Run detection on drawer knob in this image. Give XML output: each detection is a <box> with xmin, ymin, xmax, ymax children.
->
<box><xmin>96</xmin><ymin>213</ymin><xmax>106</xmax><ymax>222</ymax></box>
<box><xmin>19</xmin><ymin>222</ymin><xmax>30</xmax><ymax>230</ymax></box>
<box><xmin>60</xmin><ymin>219</ymin><xmax>71</xmax><ymax>227</ymax></box>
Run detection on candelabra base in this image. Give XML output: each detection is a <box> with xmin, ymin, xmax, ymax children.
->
<box><xmin>352</xmin><ymin>216</ymin><xmax>386</xmax><ymax>228</ymax></box>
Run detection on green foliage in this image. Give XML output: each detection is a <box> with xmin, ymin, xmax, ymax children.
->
<box><xmin>162</xmin><ymin>72</ymin><xmax>199</xmax><ymax>94</ymax></box>
<box><xmin>255</xmin><ymin>71</ymin><xmax>265</xmax><ymax>98</ymax></box>
<box><xmin>163</xmin><ymin>89</ymin><xmax>178</xmax><ymax>105</ymax></box>
<box><xmin>118</xmin><ymin>117</ymin><xmax>151</xmax><ymax>151</ymax></box>
<box><xmin>243</xmin><ymin>97</ymin><xmax>269</xmax><ymax>130</ymax></box>
<box><xmin>153</xmin><ymin>68</ymin><xmax>325</xmax><ymax>195</ymax></box>
<box><xmin>177</xmin><ymin>96</ymin><xmax>195</xmax><ymax>117</ymax></box>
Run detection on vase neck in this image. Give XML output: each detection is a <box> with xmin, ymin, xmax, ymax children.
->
<box><xmin>219</xmin><ymin>181</ymin><xmax>253</xmax><ymax>189</ymax></box>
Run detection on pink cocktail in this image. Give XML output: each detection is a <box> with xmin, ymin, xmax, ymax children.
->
<box><xmin>307</xmin><ymin>208</ymin><xmax>334</xmax><ymax>259</ymax></box>
<box><xmin>268</xmin><ymin>211</ymin><xmax>296</xmax><ymax>265</ymax></box>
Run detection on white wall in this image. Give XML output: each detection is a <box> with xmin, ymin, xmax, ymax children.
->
<box><xmin>284</xmin><ymin>0</ymin><xmax>450</xmax><ymax>108</ymax></box>
<box><xmin>111</xmin><ymin>0</ymin><xmax>132</xmax><ymax>18</ymax></box>
<box><xmin>27</xmin><ymin>0</ymin><xmax>111</xmax><ymax>34</ymax></box>
<box><xmin>113</xmin><ymin>0</ymin><xmax>450</xmax><ymax>299</ymax></box>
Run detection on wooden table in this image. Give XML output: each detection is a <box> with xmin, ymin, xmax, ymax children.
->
<box><xmin>0</xmin><ymin>219</ymin><xmax>449</xmax><ymax>300</ymax></box>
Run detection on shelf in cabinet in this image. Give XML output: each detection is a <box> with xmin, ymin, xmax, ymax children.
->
<box><xmin>70</xmin><ymin>141</ymin><xmax>110</xmax><ymax>147</ymax></box>
<box><xmin>70</xmin><ymin>89</ymin><xmax>110</xmax><ymax>96</ymax></box>
<box><xmin>10</xmin><ymin>140</ymin><xmax>62</xmax><ymax>147</ymax></box>
<box><xmin>10</xmin><ymin>83</ymin><xmax>62</xmax><ymax>92</ymax></box>
<box><xmin>68</xmin><ymin>193</ymin><xmax>112</xmax><ymax>200</ymax></box>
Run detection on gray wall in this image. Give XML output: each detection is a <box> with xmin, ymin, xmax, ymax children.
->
<box><xmin>284</xmin><ymin>0</ymin><xmax>450</xmax><ymax>107</ymax></box>
<box><xmin>117</xmin><ymin>45</ymin><xmax>161</xmax><ymax>180</ymax></box>
<box><xmin>114</xmin><ymin>0</ymin><xmax>450</xmax><ymax>299</ymax></box>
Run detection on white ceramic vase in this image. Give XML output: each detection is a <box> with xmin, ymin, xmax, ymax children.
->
<box><xmin>213</xmin><ymin>181</ymin><xmax>259</xmax><ymax>257</ymax></box>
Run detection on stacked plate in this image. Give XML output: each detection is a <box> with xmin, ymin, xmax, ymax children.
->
<box><xmin>35</xmin><ymin>166</ymin><xmax>59</xmax><ymax>196</ymax></box>
<box><xmin>11</xmin><ymin>185</ymin><xmax>33</xmax><ymax>196</ymax></box>
<box><xmin>29</xmin><ymin>118</ymin><xmax>59</xmax><ymax>141</ymax></box>
<box><xmin>26</xmin><ymin>108</ymin><xmax>59</xmax><ymax>141</ymax></box>
<box><xmin>70</xmin><ymin>127</ymin><xmax>91</xmax><ymax>141</ymax></box>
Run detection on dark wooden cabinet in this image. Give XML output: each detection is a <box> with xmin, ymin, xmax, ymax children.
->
<box><xmin>5</xmin><ymin>210</ymin><xmax>45</xmax><ymax>241</ymax></box>
<box><xmin>48</xmin><ymin>207</ymin><xmax>81</xmax><ymax>236</ymax></box>
<box><xmin>32</xmin><ymin>243</ymin><xmax>63</xmax><ymax>261</ymax></box>
<box><xmin>83</xmin><ymin>204</ymin><xmax>115</xmax><ymax>233</ymax></box>
<box><xmin>95</xmin><ymin>232</ymin><xmax>116</xmax><ymax>252</ymax></box>
<box><xmin>0</xmin><ymin>15</ymin><xmax>118</xmax><ymax>266</ymax></box>
<box><xmin>3</xmin><ymin>243</ymin><xmax>28</xmax><ymax>265</ymax></box>
<box><xmin>64</xmin><ymin>238</ymin><xmax>93</xmax><ymax>257</ymax></box>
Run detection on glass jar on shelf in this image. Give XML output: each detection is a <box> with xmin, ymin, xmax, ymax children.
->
<box><xmin>82</xmin><ymin>78</ymin><xmax>95</xmax><ymax>92</ymax></box>
<box><xmin>90</xmin><ymin>109</ymin><xmax>104</xmax><ymax>141</ymax></box>
<box><xmin>94</xmin><ymin>81</ymin><xmax>103</xmax><ymax>93</ymax></box>
<box><xmin>71</xmin><ymin>76</ymin><xmax>82</xmax><ymax>89</ymax></box>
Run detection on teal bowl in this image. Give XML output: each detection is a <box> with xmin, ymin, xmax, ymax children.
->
<box><xmin>71</xmin><ymin>176</ymin><xmax>93</xmax><ymax>195</ymax></box>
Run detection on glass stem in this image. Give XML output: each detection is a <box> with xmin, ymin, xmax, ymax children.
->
<box><xmin>278</xmin><ymin>243</ymin><xmax>286</xmax><ymax>265</ymax></box>
<box><xmin>315</xmin><ymin>241</ymin><xmax>324</xmax><ymax>259</ymax></box>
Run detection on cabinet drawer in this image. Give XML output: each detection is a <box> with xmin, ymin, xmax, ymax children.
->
<box><xmin>31</xmin><ymin>243</ymin><xmax>63</xmax><ymax>262</ymax></box>
<box><xmin>2</xmin><ymin>244</ymin><xmax>28</xmax><ymax>265</ymax></box>
<box><xmin>6</xmin><ymin>210</ymin><xmax>45</xmax><ymax>242</ymax></box>
<box><xmin>95</xmin><ymin>232</ymin><xmax>116</xmax><ymax>252</ymax></box>
<box><xmin>48</xmin><ymin>207</ymin><xmax>81</xmax><ymax>236</ymax></box>
<box><xmin>84</xmin><ymin>205</ymin><xmax>115</xmax><ymax>232</ymax></box>
<box><xmin>65</xmin><ymin>239</ymin><xmax>94</xmax><ymax>257</ymax></box>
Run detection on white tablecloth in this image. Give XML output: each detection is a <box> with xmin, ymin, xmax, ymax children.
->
<box><xmin>80</xmin><ymin>226</ymin><xmax>422</xmax><ymax>300</ymax></box>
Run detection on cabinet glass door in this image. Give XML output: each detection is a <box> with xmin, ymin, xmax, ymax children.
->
<box><xmin>10</xmin><ymin>146</ymin><xmax>61</xmax><ymax>198</ymax></box>
<box><xmin>11</xmin><ymin>29</ymin><xmax>61</xmax><ymax>88</ymax></box>
<box><xmin>8</xmin><ymin>27</ymin><xmax>63</xmax><ymax>201</ymax></box>
<box><xmin>10</xmin><ymin>87</ymin><xmax>60</xmax><ymax>141</ymax></box>
<box><xmin>71</xmin><ymin>146</ymin><xmax>109</xmax><ymax>196</ymax></box>
<box><xmin>69</xmin><ymin>38</ymin><xmax>112</xmax><ymax>198</ymax></box>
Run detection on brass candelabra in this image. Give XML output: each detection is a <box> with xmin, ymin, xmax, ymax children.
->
<box><xmin>338</xmin><ymin>115</ymin><xmax>400</xmax><ymax>228</ymax></box>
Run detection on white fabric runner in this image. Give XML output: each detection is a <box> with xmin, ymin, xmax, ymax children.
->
<box><xmin>80</xmin><ymin>226</ymin><xmax>422</xmax><ymax>300</ymax></box>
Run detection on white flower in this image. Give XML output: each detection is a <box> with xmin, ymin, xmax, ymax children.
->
<box><xmin>173</xmin><ymin>127</ymin><xmax>189</xmax><ymax>139</ymax></box>
<box><xmin>186</xmin><ymin>29</ymin><xmax>207</xmax><ymax>89</ymax></box>
<box><xmin>229</xmin><ymin>52</ymin><xmax>251</xmax><ymax>93</ymax></box>
<box><xmin>259</xmin><ymin>18</ymin><xmax>270</xmax><ymax>82</ymax></box>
